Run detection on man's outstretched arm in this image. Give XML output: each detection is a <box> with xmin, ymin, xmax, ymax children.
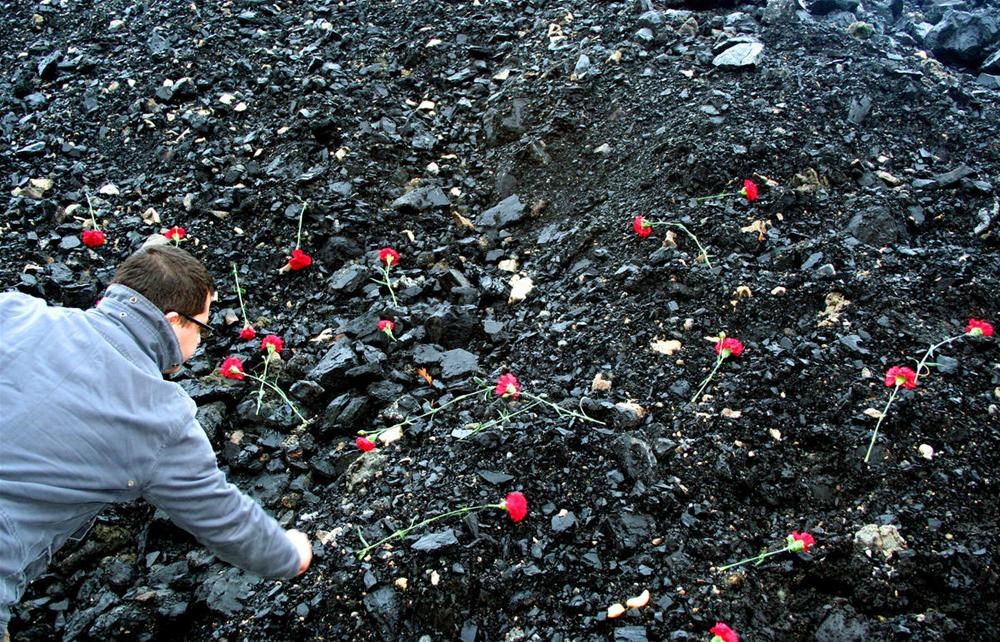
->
<box><xmin>143</xmin><ymin>418</ymin><xmax>310</xmax><ymax>578</ymax></box>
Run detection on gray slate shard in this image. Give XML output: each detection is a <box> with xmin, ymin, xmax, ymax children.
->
<box><xmin>439</xmin><ymin>348</ymin><xmax>479</xmax><ymax>378</ymax></box>
<box><xmin>411</xmin><ymin>529</ymin><xmax>459</xmax><ymax>552</ymax></box>
<box><xmin>712</xmin><ymin>42</ymin><xmax>764</xmax><ymax>68</ymax></box>
<box><xmin>847</xmin><ymin>95</ymin><xmax>872</xmax><ymax>124</ymax></box>
<box><xmin>327</xmin><ymin>263</ymin><xmax>368</xmax><ymax>293</ymax></box>
<box><xmin>308</xmin><ymin>339</ymin><xmax>358</xmax><ymax>386</ymax></box>
<box><xmin>983</xmin><ymin>47</ymin><xmax>1000</xmax><ymax>73</ymax></box>
<box><xmin>477</xmin><ymin>194</ymin><xmax>525</xmax><ymax>228</ymax></box>
<box><xmin>391</xmin><ymin>185</ymin><xmax>450</xmax><ymax>212</ymax></box>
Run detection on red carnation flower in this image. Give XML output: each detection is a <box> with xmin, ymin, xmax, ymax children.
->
<box><xmin>239</xmin><ymin>325</ymin><xmax>256</xmax><ymax>340</ymax></box>
<box><xmin>741</xmin><ymin>179</ymin><xmax>758</xmax><ymax>203</ymax></box>
<box><xmin>884</xmin><ymin>365</ymin><xmax>917</xmax><ymax>390</ymax></box>
<box><xmin>495</xmin><ymin>373</ymin><xmax>521</xmax><ymax>398</ymax></box>
<box><xmin>82</xmin><ymin>229</ymin><xmax>106</xmax><ymax>248</ymax></box>
<box><xmin>286</xmin><ymin>248</ymin><xmax>312</xmax><ymax>271</ymax></box>
<box><xmin>788</xmin><ymin>531</ymin><xmax>815</xmax><ymax>553</ymax></box>
<box><xmin>715</xmin><ymin>337</ymin><xmax>744</xmax><ymax>358</ymax></box>
<box><xmin>378</xmin><ymin>319</ymin><xmax>395</xmax><ymax>333</ymax></box>
<box><xmin>261</xmin><ymin>335</ymin><xmax>283</xmax><ymax>354</ymax></box>
<box><xmin>220</xmin><ymin>357</ymin><xmax>245</xmax><ymax>380</ymax></box>
<box><xmin>632</xmin><ymin>215</ymin><xmax>652</xmax><ymax>238</ymax></box>
<box><xmin>379</xmin><ymin>247</ymin><xmax>400</xmax><ymax>267</ymax></box>
<box><xmin>965</xmin><ymin>319</ymin><xmax>993</xmax><ymax>337</ymax></box>
<box><xmin>502</xmin><ymin>492</ymin><xmax>528</xmax><ymax>522</ymax></box>
<box><xmin>356</xmin><ymin>436</ymin><xmax>376</xmax><ymax>452</ymax></box>
<box><xmin>710</xmin><ymin>622</ymin><xmax>739</xmax><ymax>642</ymax></box>
<box><xmin>165</xmin><ymin>226</ymin><xmax>186</xmax><ymax>242</ymax></box>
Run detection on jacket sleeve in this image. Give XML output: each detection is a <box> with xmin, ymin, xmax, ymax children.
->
<box><xmin>142</xmin><ymin>418</ymin><xmax>302</xmax><ymax>579</ymax></box>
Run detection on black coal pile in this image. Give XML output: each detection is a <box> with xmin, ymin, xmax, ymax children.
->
<box><xmin>2</xmin><ymin>0</ymin><xmax>998</xmax><ymax>640</ymax></box>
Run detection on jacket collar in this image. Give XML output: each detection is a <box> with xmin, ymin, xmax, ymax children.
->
<box><xmin>96</xmin><ymin>284</ymin><xmax>185</xmax><ymax>373</ymax></box>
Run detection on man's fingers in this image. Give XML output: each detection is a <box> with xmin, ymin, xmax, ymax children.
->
<box><xmin>286</xmin><ymin>529</ymin><xmax>312</xmax><ymax>575</ymax></box>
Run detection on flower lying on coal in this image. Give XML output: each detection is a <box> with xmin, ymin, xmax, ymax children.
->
<box><xmin>255</xmin><ymin>335</ymin><xmax>284</xmax><ymax>411</ymax></box>
<box><xmin>709</xmin><ymin>622</ymin><xmax>739</xmax><ymax>642</ymax></box>
<box><xmin>218</xmin><ymin>350</ymin><xmax>308</xmax><ymax>425</ymax></box>
<box><xmin>280</xmin><ymin>201</ymin><xmax>312</xmax><ymax>272</ymax></box>
<box><xmin>691</xmin><ymin>333</ymin><xmax>744</xmax><ymax>404</ymax></box>
<box><xmin>358</xmin><ymin>371</ymin><xmax>603</xmax><ymax>447</ymax></box>
<box><xmin>629</xmin><ymin>214</ymin><xmax>712</xmax><ymax>267</ymax></box>
<box><xmin>495</xmin><ymin>373</ymin><xmax>521</xmax><ymax>398</ymax></box>
<box><xmin>372</xmin><ymin>247</ymin><xmax>401</xmax><ymax>305</ymax></box>
<box><xmin>81</xmin><ymin>193</ymin><xmax>106</xmax><ymax>249</ymax></box>
<box><xmin>716</xmin><ymin>531</ymin><xmax>817</xmax><ymax>572</ymax></box>
<box><xmin>356</xmin><ymin>491</ymin><xmax>529</xmax><ymax>559</ymax></box>
<box><xmin>231</xmin><ymin>263</ymin><xmax>256</xmax><ymax>340</ymax></box>
<box><xmin>82</xmin><ymin>228</ymin><xmax>106</xmax><ymax>248</ymax></box>
<box><xmin>965</xmin><ymin>319</ymin><xmax>993</xmax><ymax>337</ymax></box>
<box><xmin>864</xmin><ymin>365</ymin><xmax>917</xmax><ymax>464</ymax></box>
<box><xmin>355</xmin><ymin>436</ymin><xmax>376</xmax><ymax>453</ymax></box>
<box><xmin>165</xmin><ymin>225</ymin><xmax>186</xmax><ymax>245</ymax></box>
<box><xmin>695</xmin><ymin>178</ymin><xmax>759</xmax><ymax>204</ymax></box>
<box><xmin>378</xmin><ymin>319</ymin><xmax>396</xmax><ymax>341</ymax></box>
<box><xmin>863</xmin><ymin>317</ymin><xmax>994</xmax><ymax>463</ymax></box>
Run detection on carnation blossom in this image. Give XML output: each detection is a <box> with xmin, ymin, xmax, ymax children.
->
<box><xmin>502</xmin><ymin>492</ymin><xmax>528</xmax><ymax>522</ymax></box>
<box><xmin>965</xmin><ymin>319</ymin><xmax>993</xmax><ymax>337</ymax></box>
<box><xmin>788</xmin><ymin>531</ymin><xmax>815</xmax><ymax>553</ymax></box>
<box><xmin>165</xmin><ymin>226</ymin><xmax>185</xmax><ymax>243</ymax></box>
<box><xmin>261</xmin><ymin>335</ymin><xmax>283</xmax><ymax>354</ymax></box>
<box><xmin>378</xmin><ymin>319</ymin><xmax>395</xmax><ymax>333</ymax></box>
<box><xmin>741</xmin><ymin>179</ymin><xmax>758</xmax><ymax>203</ymax></box>
<box><xmin>884</xmin><ymin>365</ymin><xmax>917</xmax><ymax>390</ymax></box>
<box><xmin>82</xmin><ymin>229</ymin><xmax>106</xmax><ymax>248</ymax></box>
<box><xmin>287</xmin><ymin>248</ymin><xmax>312</xmax><ymax>271</ymax></box>
<box><xmin>356</xmin><ymin>436</ymin><xmax>376</xmax><ymax>452</ymax></box>
<box><xmin>632</xmin><ymin>215</ymin><xmax>652</xmax><ymax>238</ymax></box>
<box><xmin>379</xmin><ymin>247</ymin><xmax>400</xmax><ymax>267</ymax></box>
<box><xmin>710</xmin><ymin>622</ymin><xmax>739</xmax><ymax>642</ymax></box>
<box><xmin>220</xmin><ymin>357</ymin><xmax>245</xmax><ymax>380</ymax></box>
<box><xmin>495</xmin><ymin>373</ymin><xmax>521</xmax><ymax>398</ymax></box>
<box><xmin>715</xmin><ymin>337</ymin><xmax>744</xmax><ymax>358</ymax></box>
<box><xmin>240</xmin><ymin>325</ymin><xmax>256</xmax><ymax>340</ymax></box>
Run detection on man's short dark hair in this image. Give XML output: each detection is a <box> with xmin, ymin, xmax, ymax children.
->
<box><xmin>111</xmin><ymin>245</ymin><xmax>216</xmax><ymax>318</ymax></box>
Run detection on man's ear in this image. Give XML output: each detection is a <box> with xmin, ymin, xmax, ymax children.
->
<box><xmin>164</xmin><ymin>311</ymin><xmax>182</xmax><ymax>327</ymax></box>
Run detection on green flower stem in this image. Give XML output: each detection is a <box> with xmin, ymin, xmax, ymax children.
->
<box><xmin>373</xmin><ymin>264</ymin><xmax>399</xmax><ymax>306</ymax></box>
<box><xmin>912</xmin><ymin>334</ymin><xmax>964</xmax><ymax>384</ymax></box>
<box><xmin>694</xmin><ymin>191</ymin><xmax>738</xmax><ymax>202</ymax></box>
<box><xmin>243</xmin><ymin>371</ymin><xmax>308</xmax><ymax>424</ymax></box>
<box><xmin>465</xmin><ymin>399</ymin><xmax>546</xmax><ymax>436</ymax></box>
<box><xmin>357</xmin><ymin>502</ymin><xmax>503</xmax><ymax>559</ymax></box>
<box><xmin>362</xmin><ymin>388</ymin><xmax>491</xmax><ymax>440</ymax></box>
<box><xmin>232</xmin><ymin>263</ymin><xmax>250</xmax><ymax>327</ymax></box>
<box><xmin>85</xmin><ymin>193</ymin><xmax>99</xmax><ymax>229</ymax></box>
<box><xmin>690</xmin><ymin>356</ymin><xmax>725</xmax><ymax>404</ymax></box>
<box><xmin>650</xmin><ymin>221</ymin><xmax>712</xmax><ymax>268</ymax></box>
<box><xmin>295</xmin><ymin>201</ymin><xmax>307</xmax><ymax>249</ymax></box>
<box><xmin>864</xmin><ymin>383</ymin><xmax>900</xmax><ymax>464</ymax></box>
<box><xmin>255</xmin><ymin>353</ymin><xmax>272</xmax><ymax>413</ymax></box>
<box><xmin>520</xmin><ymin>391</ymin><xmax>605</xmax><ymax>425</ymax></box>
<box><xmin>716</xmin><ymin>544</ymin><xmax>792</xmax><ymax>572</ymax></box>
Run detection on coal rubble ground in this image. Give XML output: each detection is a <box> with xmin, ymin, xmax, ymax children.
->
<box><xmin>2</xmin><ymin>0</ymin><xmax>999</xmax><ymax>640</ymax></box>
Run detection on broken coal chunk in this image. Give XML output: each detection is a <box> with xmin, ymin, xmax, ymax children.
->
<box><xmin>411</xmin><ymin>528</ymin><xmax>459</xmax><ymax>552</ymax></box>
<box><xmin>439</xmin><ymin>348</ymin><xmax>479</xmax><ymax>379</ymax></box>
<box><xmin>712</xmin><ymin>42</ymin><xmax>764</xmax><ymax>69</ymax></box>
<box><xmin>477</xmin><ymin>194</ymin><xmax>525</xmax><ymax>228</ymax></box>
<box><xmin>391</xmin><ymin>184</ymin><xmax>451</xmax><ymax>213</ymax></box>
<box><xmin>551</xmin><ymin>511</ymin><xmax>576</xmax><ymax>533</ymax></box>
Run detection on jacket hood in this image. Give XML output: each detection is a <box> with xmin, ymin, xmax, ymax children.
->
<box><xmin>95</xmin><ymin>284</ymin><xmax>185</xmax><ymax>373</ymax></box>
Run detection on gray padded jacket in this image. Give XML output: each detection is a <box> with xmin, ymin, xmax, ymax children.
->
<box><xmin>0</xmin><ymin>285</ymin><xmax>300</xmax><ymax>631</ymax></box>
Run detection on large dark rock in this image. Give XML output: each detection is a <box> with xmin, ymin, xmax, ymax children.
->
<box><xmin>924</xmin><ymin>10</ymin><xmax>999</xmax><ymax>66</ymax></box>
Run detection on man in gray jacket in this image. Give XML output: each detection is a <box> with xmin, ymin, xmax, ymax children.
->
<box><xmin>0</xmin><ymin>245</ymin><xmax>311</xmax><ymax>638</ymax></box>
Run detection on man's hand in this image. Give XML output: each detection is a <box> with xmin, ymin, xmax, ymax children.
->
<box><xmin>286</xmin><ymin>529</ymin><xmax>312</xmax><ymax>576</ymax></box>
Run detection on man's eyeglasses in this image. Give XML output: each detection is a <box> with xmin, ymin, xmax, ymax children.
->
<box><xmin>172</xmin><ymin>311</ymin><xmax>213</xmax><ymax>337</ymax></box>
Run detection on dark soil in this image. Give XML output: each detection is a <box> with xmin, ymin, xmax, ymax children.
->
<box><xmin>2</xmin><ymin>0</ymin><xmax>999</xmax><ymax>640</ymax></box>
